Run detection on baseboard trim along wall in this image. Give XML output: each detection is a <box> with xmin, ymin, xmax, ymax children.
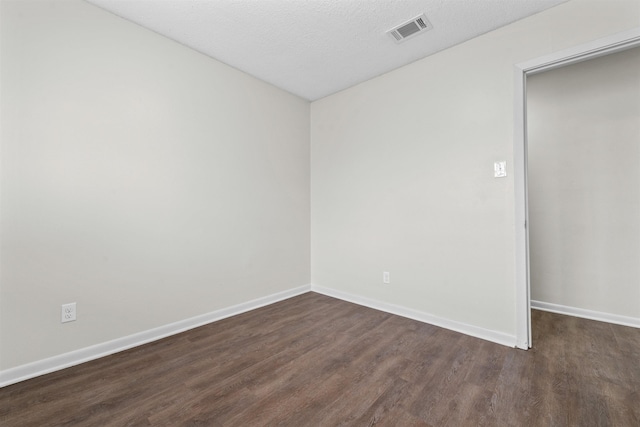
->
<box><xmin>0</xmin><ymin>285</ymin><xmax>311</xmax><ymax>388</ymax></box>
<box><xmin>311</xmin><ymin>285</ymin><xmax>517</xmax><ymax>348</ymax></box>
<box><xmin>531</xmin><ymin>300</ymin><xmax>640</xmax><ymax>329</ymax></box>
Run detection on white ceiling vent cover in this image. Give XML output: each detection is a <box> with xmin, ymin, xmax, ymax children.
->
<box><xmin>387</xmin><ymin>14</ymin><xmax>432</xmax><ymax>44</ymax></box>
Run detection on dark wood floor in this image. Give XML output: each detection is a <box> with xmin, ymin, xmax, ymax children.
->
<box><xmin>1</xmin><ymin>292</ymin><xmax>639</xmax><ymax>426</ymax></box>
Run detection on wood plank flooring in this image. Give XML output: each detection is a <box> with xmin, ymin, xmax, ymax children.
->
<box><xmin>1</xmin><ymin>292</ymin><xmax>639</xmax><ymax>426</ymax></box>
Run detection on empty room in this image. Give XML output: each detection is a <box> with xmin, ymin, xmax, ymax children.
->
<box><xmin>1</xmin><ymin>0</ymin><xmax>640</xmax><ymax>425</ymax></box>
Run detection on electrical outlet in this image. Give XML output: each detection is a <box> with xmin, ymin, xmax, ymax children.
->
<box><xmin>383</xmin><ymin>271</ymin><xmax>390</xmax><ymax>284</ymax></box>
<box><xmin>61</xmin><ymin>303</ymin><xmax>76</xmax><ymax>323</ymax></box>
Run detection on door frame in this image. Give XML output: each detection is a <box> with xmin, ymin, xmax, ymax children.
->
<box><xmin>513</xmin><ymin>27</ymin><xmax>640</xmax><ymax>350</ymax></box>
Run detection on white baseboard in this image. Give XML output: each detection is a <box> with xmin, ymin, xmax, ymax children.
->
<box><xmin>311</xmin><ymin>285</ymin><xmax>516</xmax><ymax>348</ymax></box>
<box><xmin>531</xmin><ymin>300</ymin><xmax>640</xmax><ymax>329</ymax></box>
<box><xmin>0</xmin><ymin>285</ymin><xmax>311</xmax><ymax>388</ymax></box>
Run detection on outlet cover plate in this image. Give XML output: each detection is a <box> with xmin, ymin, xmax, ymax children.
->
<box><xmin>61</xmin><ymin>302</ymin><xmax>76</xmax><ymax>323</ymax></box>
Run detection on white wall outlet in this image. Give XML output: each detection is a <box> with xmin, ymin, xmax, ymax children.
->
<box><xmin>494</xmin><ymin>161</ymin><xmax>507</xmax><ymax>178</ymax></box>
<box><xmin>383</xmin><ymin>271</ymin><xmax>390</xmax><ymax>284</ymax></box>
<box><xmin>61</xmin><ymin>302</ymin><xmax>76</xmax><ymax>323</ymax></box>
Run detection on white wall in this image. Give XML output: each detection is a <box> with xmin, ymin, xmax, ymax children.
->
<box><xmin>0</xmin><ymin>0</ymin><xmax>310</xmax><ymax>369</ymax></box>
<box><xmin>2</xmin><ymin>0</ymin><xmax>639</xmax><ymax>375</ymax></box>
<box><xmin>527</xmin><ymin>47</ymin><xmax>640</xmax><ymax>318</ymax></box>
<box><xmin>311</xmin><ymin>0</ymin><xmax>640</xmax><ymax>340</ymax></box>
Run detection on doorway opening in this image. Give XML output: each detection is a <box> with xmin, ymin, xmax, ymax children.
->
<box><xmin>514</xmin><ymin>27</ymin><xmax>640</xmax><ymax>349</ymax></box>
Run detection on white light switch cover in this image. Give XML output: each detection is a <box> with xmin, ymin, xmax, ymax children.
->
<box><xmin>494</xmin><ymin>161</ymin><xmax>507</xmax><ymax>178</ymax></box>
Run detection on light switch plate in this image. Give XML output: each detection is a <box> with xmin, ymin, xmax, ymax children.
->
<box><xmin>494</xmin><ymin>161</ymin><xmax>507</xmax><ymax>178</ymax></box>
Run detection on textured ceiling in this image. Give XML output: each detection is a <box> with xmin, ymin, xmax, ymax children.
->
<box><xmin>85</xmin><ymin>0</ymin><xmax>568</xmax><ymax>101</ymax></box>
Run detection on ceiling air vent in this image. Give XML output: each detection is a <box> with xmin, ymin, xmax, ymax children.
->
<box><xmin>387</xmin><ymin>14</ymin><xmax>432</xmax><ymax>44</ymax></box>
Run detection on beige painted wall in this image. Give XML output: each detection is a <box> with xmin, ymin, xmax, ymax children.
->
<box><xmin>311</xmin><ymin>0</ymin><xmax>640</xmax><ymax>338</ymax></box>
<box><xmin>527</xmin><ymin>47</ymin><xmax>640</xmax><ymax>318</ymax></box>
<box><xmin>0</xmin><ymin>0</ymin><xmax>310</xmax><ymax>369</ymax></box>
